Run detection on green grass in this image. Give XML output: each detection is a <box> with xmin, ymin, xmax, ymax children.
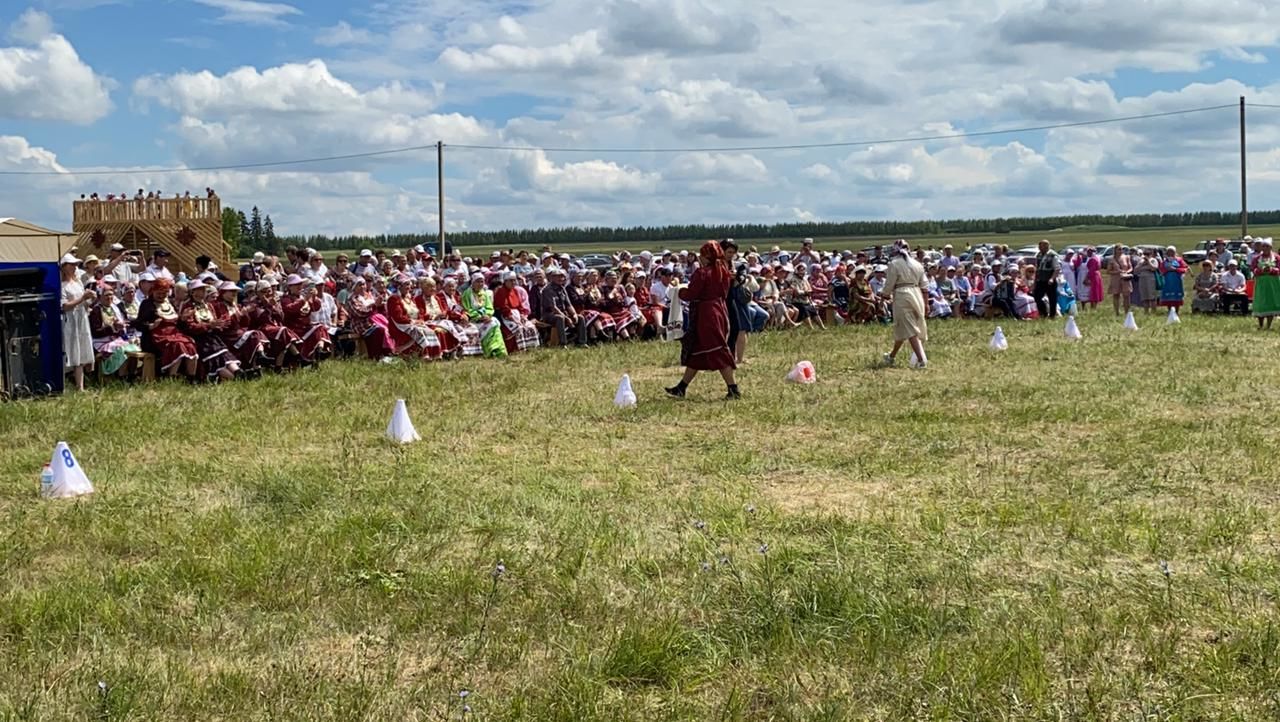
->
<box><xmin>4</xmin><ymin>310</ymin><xmax>1280</xmax><ymax>719</ymax></box>
<box><xmin>301</xmin><ymin>224</ymin><xmax>1280</xmax><ymax>261</ymax></box>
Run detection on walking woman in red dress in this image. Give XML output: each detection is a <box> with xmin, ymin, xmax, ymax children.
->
<box><xmin>665</xmin><ymin>241</ymin><xmax>741</xmax><ymax>400</ymax></box>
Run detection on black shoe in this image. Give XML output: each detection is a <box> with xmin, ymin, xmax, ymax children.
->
<box><xmin>665</xmin><ymin>384</ymin><xmax>686</xmax><ymax>399</ymax></box>
<box><xmin>725</xmin><ymin>385</ymin><xmax>741</xmax><ymax>400</ymax></box>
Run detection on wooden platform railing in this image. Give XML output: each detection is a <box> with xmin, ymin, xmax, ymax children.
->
<box><xmin>74</xmin><ymin>197</ymin><xmax>221</xmax><ymax>224</ymax></box>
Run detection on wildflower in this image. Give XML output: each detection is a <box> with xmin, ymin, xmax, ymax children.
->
<box><xmin>97</xmin><ymin>681</ymin><xmax>107</xmax><ymax>694</ymax></box>
<box><xmin>492</xmin><ymin>562</ymin><xmax>505</xmax><ymax>579</ymax></box>
<box><xmin>459</xmin><ymin>689</ymin><xmax>470</xmax><ymax>699</ymax></box>
<box><xmin>693</xmin><ymin>520</ymin><xmax>706</xmax><ymax>530</ymax></box>
<box><xmin>700</xmin><ymin>561</ymin><xmax>712</xmax><ymax>572</ymax></box>
<box><xmin>463</xmin><ymin>704</ymin><xmax>472</xmax><ymax>715</ymax></box>
<box><xmin>758</xmin><ymin>543</ymin><xmax>769</xmax><ymax>555</ymax></box>
<box><xmin>718</xmin><ymin>555</ymin><xmax>730</xmax><ymax>566</ymax></box>
<box><xmin>746</xmin><ymin>505</ymin><xmax>756</xmax><ymax>515</ymax></box>
<box><xmin>1159</xmin><ymin>560</ymin><xmax>1172</xmax><ymax>578</ymax></box>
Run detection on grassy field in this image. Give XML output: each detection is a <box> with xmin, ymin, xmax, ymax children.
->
<box><xmin>310</xmin><ymin>224</ymin><xmax>1280</xmax><ymax>261</ymax></box>
<box><xmin>4</xmin><ymin>309</ymin><xmax>1280</xmax><ymax>719</ymax></box>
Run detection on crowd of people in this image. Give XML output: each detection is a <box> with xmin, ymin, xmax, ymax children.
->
<box><xmin>57</xmin><ymin>235</ymin><xmax>1278</xmax><ymax>391</ymax></box>
<box><xmin>75</xmin><ymin>188</ymin><xmax>219</xmax><ymax>222</ymax></box>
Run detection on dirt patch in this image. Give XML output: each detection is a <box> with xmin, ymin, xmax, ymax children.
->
<box><xmin>760</xmin><ymin>470</ymin><xmax>891</xmax><ymax>516</ymax></box>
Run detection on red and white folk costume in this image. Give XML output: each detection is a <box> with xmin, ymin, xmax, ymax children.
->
<box><xmin>280</xmin><ymin>275</ymin><xmax>333</xmax><ymax>363</ymax></box>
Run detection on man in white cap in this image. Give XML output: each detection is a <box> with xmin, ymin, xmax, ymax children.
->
<box><xmin>352</xmin><ymin>249</ymin><xmax>378</xmax><ymax>278</ymax></box>
<box><xmin>105</xmin><ymin>243</ymin><xmax>142</xmax><ymax>286</ymax></box>
<box><xmin>240</xmin><ymin>251</ymin><xmax>266</xmax><ymax>284</ymax></box>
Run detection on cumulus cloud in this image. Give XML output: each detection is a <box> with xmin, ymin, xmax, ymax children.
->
<box><xmin>439</xmin><ymin>31</ymin><xmax>606</xmax><ymax>74</ymax></box>
<box><xmin>667</xmin><ymin>152</ymin><xmax>767</xmax><ymax>182</ymax></box>
<box><xmin>799</xmin><ymin>163</ymin><xmax>839</xmax><ymax>183</ymax></box>
<box><xmin>131</xmin><ymin>60</ymin><xmax>489</xmax><ymax>167</ymax></box>
<box><xmin>506</xmin><ymin>149</ymin><xmax>659</xmax><ymax>197</ymax></box>
<box><xmin>646</xmin><ymin>79</ymin><xmax>797</xmax><ymax>138</ymax></box>
<box><xmin>606</xmin><ymin>0</ymin><xmax>760</xmax><ymax>55</ymax></box>
<box><xmin>0</xmin><ymin>134</ymin><xmax>66</xmax><ymax>173</ymax></box>
<box><xmin>0</xmin><ymin>10</ymin><xmax>113</xmax><ymax>124</ymax></box>
<box><xmin>815</xmin><ymin>65</ymin><xmax>892</xmax><ymax>105</ymax></box>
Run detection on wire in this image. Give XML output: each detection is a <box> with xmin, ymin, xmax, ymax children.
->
<box><xmin>0</xmin><ymin>103</ymin><xmax>1238</xmax><ymax>177</ymax></box>
<box><xmin>451</xmin><ymin>104</ymin><xmax>1238</xmax><ymax>154</ymax></box>
<box><xmin>1246</xmin><ymin>102</ymin><xmax>1280</xmax><ymax>110</ymax></box>
<box><xmin>0</xmin><ymin>143</ymin><xmax>443</xmax><ymax>177</ymax></box>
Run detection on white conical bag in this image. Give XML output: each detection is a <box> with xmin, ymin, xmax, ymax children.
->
<box><xmin>386</xmin><ymin>399</ymin><xmax>421</xmax><ymax>444</ymax></box>
<box><xmin>989</xmin><ymin>326</ymin><xmax>1008</xmax><ymax>351</ymax></box>
<box><xmin>1166</xmin><ymin>307</ymin><xmax>1180</xmax><ymax>325</ymax></box>
<box><xmin>1064</xmin><ymin>316</ymin><xmax>1082</xmax><ymax>340</ymax></box>
<box><xmin>614</xmin><ymin>374</ymin><xmax>637</xmax><ymax>408</ymax></box>
<box><xmin>46</xmin><ymin>442</ymin><xmax>94</xmax><ymax>499</ymax></box>
<box><xmin>1123</xmin><ymin>311</ymin><xmax>1139</xmax><ymax>331</ymax></box>
<box><xmin>908</xmin><ymin>351</ymin><xmax>924</xmax><ymax>368</ymax></box>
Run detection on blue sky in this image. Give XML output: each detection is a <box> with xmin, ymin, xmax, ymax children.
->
<box><xmin>3</xmin><ymin>0</ymin><xmax>1280</xmax><ymax>235</ymax></box>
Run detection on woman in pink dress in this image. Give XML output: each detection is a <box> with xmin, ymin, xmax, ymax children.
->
<box><xmin>1081</xmin><ymin>247</ymin><xmax>1104</xmax><ymax>309</ymax></box>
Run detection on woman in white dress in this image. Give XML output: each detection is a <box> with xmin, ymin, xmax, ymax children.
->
<box><xmin>60</xmin><ymin>254</ymin><xmax>96</xmax><ymax>391</ymax></box>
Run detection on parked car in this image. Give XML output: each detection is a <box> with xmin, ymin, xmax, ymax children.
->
<box><xmin>580</xmin><ymin>253</ymin><xmax>615</xmax><ymax>271</ymax></box>
<box><xmin>1184</xmin><ymin>239</ymin><xmax>1251</xmax><ymax>266</ymax></box>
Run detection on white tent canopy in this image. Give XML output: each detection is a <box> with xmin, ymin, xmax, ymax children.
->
<box><xmin>0</xmin><ymin>218</ymin><xmax>78</xmax><ymax>264</ymax></box>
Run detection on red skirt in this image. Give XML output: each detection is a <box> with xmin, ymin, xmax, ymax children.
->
<box><xmin>292</xmin><ymin>324</ymin><xmax>332</xmax><ymax>362</ymax></box>
<box><xmin>221</xmin><ymin>329</ymin><xmax>268</xmax><ymax>368</ymax></box>
<box><xmin>145</xmin><ymin>327</ymin><xmax>198</xmax><ymax>373</ymax></box>
<box><xmin>258</xmin><ymin>324</ymin><xmax>301</xmax><ymax>363</ymax></box>
<box><xmin>681</xmin><ymin>299</ymin><xmax>735</xmax><ymax>371</ymax></box>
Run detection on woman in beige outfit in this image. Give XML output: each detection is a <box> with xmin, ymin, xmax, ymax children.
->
<box><xmin>1107</xmin><ymin>248</ymin><xmax>1134</xmax><ymax>316</ymax></box>
<box><xmin>880</xmin><ymin>240</ymin><xmax>929</xmax><ymax>368</ymax></box>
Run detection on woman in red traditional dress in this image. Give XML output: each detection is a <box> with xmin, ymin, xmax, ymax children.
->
<box><xmin>179</xmin><ymin>280</ymin><xmax>241</xmax><ymax>382</ymax></box>
<box><xmin>665</xmin><ymin>241</ymin><xmax>740</xmax><ymax>400</ymax></box>
<box><xmin>417</xmin><ymin>277</ymin><xmax>464</xmax><ymax>358</ymax></box>
<box><xmin>134</xmin><ymin>277</ymin><xmax>199</xmax><ymax>379</ymax></box>
<box><xmin>246</xmin><ymin>283</ymin><xmax>301</xmax><ymax>369</ymax></box>
<box><xmin>599</xmin><ymin>270</ymin><xmax>638</xmax><ymax>340</ymax></box>
<box><xmin>385</xmin><ymin>274</ymin><xmax>444</xmax><ymax>359</ymax></box>
<box><xmin>344</xmin><ymin>276</ymin><xmax>393</xmax><ymax>359</ymax></box>
<box><xmin>213</xmin><ymin>281</ymin><xmax>268</xmax><ymax>374</ymax></box>
<box><xmin>439</xmin><ymin>276</ymin><xmax>483</xmax><ymax>356</ymax></box>
<box><xmin>631</xmin><ymin>271</ymin><xmax>664</xmax><ymax>334</ymax></box>
<box><xmin>493</xmin><ymin>272</ymin><xmax>541</xmax><ymax>353</ymax></box>
<box><xmin>567</xmin><ymin>271</ymin><xmax>610</xmax><ymax>342</ymax></box>
<box><xmin>280</xmin><ymin>275</ymin><xmax>333</xmax><ymax>364</ymax></box>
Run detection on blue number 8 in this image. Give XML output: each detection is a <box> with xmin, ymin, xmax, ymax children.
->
<box><xmin>61</xmin><ymin>449</ymin><xmax>74</xmax><ymax>468</ymax></box>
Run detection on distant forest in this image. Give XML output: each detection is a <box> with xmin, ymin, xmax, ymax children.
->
<box><xmin>265</xmin><ymin>210</ymin><xmax>1270</xmax><ymax>253</ymax></box>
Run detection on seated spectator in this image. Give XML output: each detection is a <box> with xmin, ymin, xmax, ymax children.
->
<box><xmin>344</xmin><ymin>276</ymin><xmax>394</xmax><ymax>359</ymax></box>
<box><xmin>213</xmin><ymin>281</ymin><xmax>268</xmax><ymax>374</ymax></box>
<box><xmin>848</xmin><ymin>267</ymin><xmax>883</xmax><ymax>323</ymax></box>
<box><xmin>179</xmin><ymin>281</ymin><xmax>242</xmax><ymax>382</ymax></box>
<box><xmin>1219</xmin><ymin>260</ymin><xmax>1249</xmax><ymax>314</ymax></box>
<box><xmin>88</xmin><ymin>280</ymin><xmax>141</xmax><ymax>378</ymax></box>
<box><xmin>462</xmin><ymin>273</ymin><xmax>507</xmax><ymax>358</ymax></box>
<box><xmin>281</xmin><ymin>275</ymin><xmax>334</xmax><ymax>365</ymax></box>
<box><xmin>539</xmin><ymin>268</ymin><xmax>588</xmax><ymax>346</ymax></box>
<box><xmin>386</xmin><ymin>274</ymin><xmax>446</xmax><ymax>359</ymax></box>
<box><xmin>246</xmin><ymin>283</ymin><xmax>302</xmax><ymax>369</ymax></box>
<box><xmin>494</xmin><ymin>272</ymin><xmax>541</xmax><ymax>353</ymax></box>
<box><xmin>1191</xmin><ymin>260</ymin><xmax>1220</xmax><ymax>314</ymax></box>
<box><xmin>134</xmin><ymin>278</ymin><xmax>199</xmax><ymax>379</ymax></box>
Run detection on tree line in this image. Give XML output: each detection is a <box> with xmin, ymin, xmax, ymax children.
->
<box><xmin>230</xmin><ymin>209</ymin><xmax>1276</xmax><ymax>253</ymax></box>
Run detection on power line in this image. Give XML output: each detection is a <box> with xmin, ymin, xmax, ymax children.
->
<box><xmin>1246</xmin><ymin>102</ymin><xmax>1280</xmax><ymax>110</ymax></box>
<box><xmin>452</xmin><ymin>104</ymin><xmax>1238</xmax><ymax>154</ymax></box>
<box><xmin>0</xmin><ymin>103</ymin><xmax>1238</xmax><ymax>177</ymax></box>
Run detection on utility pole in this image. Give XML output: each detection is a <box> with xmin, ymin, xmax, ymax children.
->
<box><xmin>437</xmin><ymin>140</ymin><xmax>448</xmax><ymax>253</ymax></box>
<box><xmin>1240</xmin><ymin>96</ymin><xmax>1248</xmax><ymax>238</ymax></box>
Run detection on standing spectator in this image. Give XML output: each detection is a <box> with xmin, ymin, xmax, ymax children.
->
<box><xmin>1106</xmin><ymin>246</ymin><xmax>1133</xmax><ymax>316</ymax></box>
<box><xmin>1078</xmin><ymin>247</ymin><xmax>1103</xmax><ymax>309</ymax></box>
<box><xmin>1250</xmin><ymin>239</ymin><xmax>1280</xmax><ymax>330</ymax></box>
<box><xmin>145</xmin><ymin>249</ymin><xmax>175</xmax><ymax>282</ymax></box>
<box><xmin>60</xmin><ymin>254</ymin><xmax>96</xmax><ymax>391</ymax></box>
<box><xmin>106</xmin><ymin>244</ymin><xmax>142</xmax><ymax>286</ymax></box>
<box><xmin>879</xmin><ymin>240</ymin><xmax>929</xmax><ymax>368</ymax></box>
<box><xmin>1157</xmin><ymin>246</ymin><xmax>1189</xmax><ymax>312</ymax></box>
<box><xmin>1133</xmin><ymin>248</ymin><xmax>1160</xmax><ymax>313</ymax></box>
<box><xmin>1033</xmin><ymin>240</ymin><xmax>1061</xmax><ymax>319</ymax></box>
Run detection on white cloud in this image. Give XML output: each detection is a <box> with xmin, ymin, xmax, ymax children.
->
<box><xmin>506</xmin><ymin>149</ymin><xmax>659</xmax><ymax>197</ymax></box>
<box><xmin>0</xmin><ymin>134</ymin><xmax>66</xmax><ymax>173</ymax></box>
<box><xmin>315</xmin><ymin>21</ymin><xmax>375</xmax><ymax>47</ymax></box>
<box><xmin>439</xmin><ymin>31</ymin><xmax>606</xmax><ymax>74</ymax></box>
<box><xmin>8</xmin><ymin>8</ymin><xmax>52</xmax><ymax>44</ymax></box>
<box><xmin>645</xmin><ymin>79</ymin><xmax>797</xmax><ymax>138</ymax></box>
<box><xmin>193</xmin><ymin>0</ymin><xmax>301</xmax><ymax>27</ymax></box>
<box><xmin>606</xmin><ymin>0</ymin><xmax>760</xmax><ymax>55</ymax></box>
<box><xmin>667</xmin><ymin>152</ymin><xmax>767</xmax><ymax>182</ymax></box>
<box><xmin>0</xmin><ymin>11</ymin><xmax>112</xmax><ymax>124</ymax></box>
<box><xmin>799</xmin><ymin>163</ymin><xmax>839</xmax><ymax>183</ymax></box>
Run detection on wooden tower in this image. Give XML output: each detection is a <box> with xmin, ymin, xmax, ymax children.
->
<box><xmin>73</xmin><ymin>196</ymin><xmax>233</xmax><ymax>275</ymax></box>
